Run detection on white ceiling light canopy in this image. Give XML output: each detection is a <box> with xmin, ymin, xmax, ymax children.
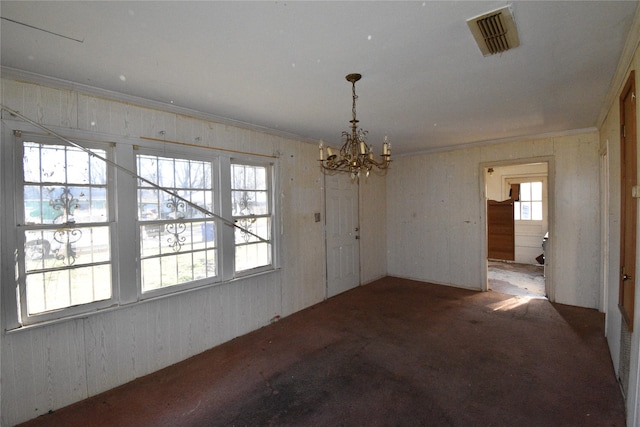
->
<box><xmin>467</xmin><ymin>5</ymin><xmax>520</xmax><ymax>56</ymax></box>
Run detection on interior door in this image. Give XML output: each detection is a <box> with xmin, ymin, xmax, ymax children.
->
<box><xmin>487</xmin><ymin>184</ymin><xmax>518</xmax><ymax>261</ymax></box>
<box><xmin>620</xmin><ymin>71</ymin><xmax>637</xmax><ymax>330</ymax></box>
<box><xmin>325</xmin><ymin>173</ymin><xmax>360</xmax><ymax>298</ymax></box>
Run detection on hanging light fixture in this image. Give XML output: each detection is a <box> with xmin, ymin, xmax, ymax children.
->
<box><xmin>319</xmin><ymin>73</ymin><xmax>391</xmax><ymax>178</ymax></box>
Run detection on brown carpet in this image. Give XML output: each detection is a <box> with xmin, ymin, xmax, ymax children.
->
<box><xmin>19</xmin><ymin>277</ymin><xmax>625</xmax><ymax>426</ymax></box>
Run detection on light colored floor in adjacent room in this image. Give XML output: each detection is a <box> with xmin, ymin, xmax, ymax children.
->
<box><xmin>488</xmin><ymin>260</ymin><xmax>546</xmax><ymax>298</ymax></box>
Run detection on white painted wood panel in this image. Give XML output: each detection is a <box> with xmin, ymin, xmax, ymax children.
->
<box><xmin>514</xmin><ymin>222</ymin><xmax>546</xmax><ymax>264</ymax></box>
<box><xmin>1</xmin><ymin>80</ymin><xmax>77</xmax><ymax>128</ymax></box>
<box><xmin>388</xmin><ymin>132</ymin><xmax>600</xmax><ymax>308</ymax></box>
<box><xmin>1</xmin><ymin>321</ymin><xmax>87</xmax><ymax>425</ymax></box>
<box><xmin>279</xmin><ymin>139</ymin><xmax>326</xmax><ymax>315</ymax></box>
<box><xmin>387</xmin><ymin>148</ymin><xmax>483</xmax><ymax>289</ymax></box>
<box><xmin>0</xmin><ymin>77</ymin><xmax>325</xmax><ymax>426</ymax></box>
<box><xmin>359</xmin><ymin>172</ymin><xmax>387</xmax><ymax>284</ymax></box>
<box><xmin>552</xmin><ymin>134</ymin><xmax>601</xmax><ymax>307</ymax></box>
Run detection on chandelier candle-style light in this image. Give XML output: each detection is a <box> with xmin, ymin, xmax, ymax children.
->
<box><xmin>319</xmin><ymin>73</ymin><xmax>391</xmax><ymax>178</ymax></box>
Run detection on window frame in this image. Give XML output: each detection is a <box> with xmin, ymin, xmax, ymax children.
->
<box><xmin>1</xmin><ymin>121</ymin><xmax>280</xmax><ymax>331</ymax></box>
<box><xmin>3</xmin><ymin>131</ymin><xmax>119</xmax><ymax>328</ymax></box>
<box><xmin>134</xmin><ymin>147</ymin><xmax>223</xmax><ymax>300</ymax></box>
<box><xmin>230</xmin><ymin>159</ymin><xmax>276</xmax><ymax>277</ymax></box>
<box><xmin>505</xmin><ymin>176</ymin><xmax>547</xmax><ymax>222</ymax></box>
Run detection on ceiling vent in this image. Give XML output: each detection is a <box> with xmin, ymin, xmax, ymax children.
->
<box><xmin>467</xmin><ymin>6</ymin><xmax>520</xmax><ymax>56</ymax></box>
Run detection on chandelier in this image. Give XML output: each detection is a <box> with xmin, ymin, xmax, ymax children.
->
<box><xmin>319</xmin><ymin>73</ymin><xmax>391</xmax><ymax>178</ymax></box>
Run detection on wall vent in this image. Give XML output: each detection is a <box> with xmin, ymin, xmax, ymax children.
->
<box><xmin>467</xmin><ymin>6</ymin><xmax>520</xmax><ymax>56</ymax></box>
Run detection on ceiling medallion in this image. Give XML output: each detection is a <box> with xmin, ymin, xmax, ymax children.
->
<box><xmin>319</xmin><ymin>73</ymin><xmax>391</xmax><ymax>179</ymax></box>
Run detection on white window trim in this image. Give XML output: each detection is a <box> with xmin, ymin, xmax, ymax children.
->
<box><xmin>134</xmin><ymin>146</ymin><xmax>223</xmax><ymax>300</ymax></box>
<box><xmin>230</xmin><ymin>157</ymin><xmax>278</xmax><ymax>278</ymax></box>
<box><xmin>504</xmin><ymin>175</ymin><xmax>548</xmax><ymax>222</ymax></box>
<box><xmin>2</xmin><ymin>127</ymin><xmax>120</xmax><ymax>328</ymax></box>
<box><xmin>1</xmin><ymin>120</ymin><xmax>281</xmax><ymax>331</ymax></box>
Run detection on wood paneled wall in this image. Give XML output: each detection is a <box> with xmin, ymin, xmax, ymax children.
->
<box><xmin>0</xmin><ymin>76</ymin><xmax>380</xmax><ymax>426</ymax></box>
<box><xmin>387</xmin><ymin>132</ymin><xmax>601</xmax><ymax>309</ymax></box>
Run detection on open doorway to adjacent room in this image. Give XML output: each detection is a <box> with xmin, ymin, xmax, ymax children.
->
<box><xmin>485</xmin><ymin>162</ymin><xmax>548</xmax><ymax>299</ymax></box>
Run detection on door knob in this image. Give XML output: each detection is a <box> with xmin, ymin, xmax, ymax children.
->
<box><xmin>624</xmin><ymin>273</ymin><xmax>632</xmax><ymax>281</ymax></box>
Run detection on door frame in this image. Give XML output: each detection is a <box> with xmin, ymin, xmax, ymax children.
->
<box><xmin>600</xmin><ymin>143</ymin><xmax>610</xmax><ymax>320</ymax></box>
<box><xmin>480</xmin><ymin>157</ymin><xmax>555</xmax><ymax>300</ymax></box>
<box><xmin>619</xmin><ymin>70</ymin><xmax>637</xmax><ymax>330</ymax></box>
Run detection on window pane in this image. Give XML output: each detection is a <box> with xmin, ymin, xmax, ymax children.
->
<box><xmin>232</xmin><ymin>190</ymin><xmax>269</xmax><ymax>216</ymax></box>
<box><xmin>38</xmin><ymin>144</ymin><xmax>66</xmax><ymax>182</ymax></box>
<box><xmin>232</xmin><ymin>164</ymin><xmax>267</xmax><ymax>191</ymax></box>
<box><xmin>141</xmin><ymin>249</ymin><xmax>217</xmax><ymax>292</ymax></box>
<box><xmin>255</xmin><ymin>167</ymin><xmax>267</xmax><ymax>190</ymax></box>
<box><xmin>23</xmin><ymin>142</ymin><xmax>41</xmax><ymax>182</ymax></box>
<box><xmin>21</xmin><ymin>141</ymin><xmax>112</xmax><ymax>318</ymax></box>
<box><xmin>190</xmin><ymin>162</ymin><xmax>211</xmax><ymax>189</ymax></box>
<box><xmin>235</xmin><ymin>242</ymin><xmax>272</xmax><ymax>272</ymax></box>
<box><xmin>531</xmin><ymin>182</ymin><xmax>542</xmax><ymax>201</ymax></box>
<box><xmin>138</xmin><ymin>155</ymin><xmax>158</xmax><ymax>183</ymax></box>
<box><xmin>234</xmin><ymin>217</ymin><xmax>271</xmax><ymax>244</ymax></box>
<box><xmin>520</xmin><ymin>202</ymin><xmax>531</xmax><ymax>220</ymax></box>
<box><xmin>532</xmin><ymin>201</ymin><xmax>543</xmax><ymax>220</ymax></box>
<box><xmin>139</xmin><ymin>189</ymin><xmax>160</xmax><ymax>220</ymax></box>
<box><xmin>66</xmin><ymin>149</ymin><xmax>92</xmax><ymax>184</ymax></box>
<box><xmin>137</xmin><ymin>153</ymin><xmax>217</xmax><ymax>291</ymax></box>
<box><xmin>25</xmin><ymin>226</ymin><xmax>111</xmax><ymax>272</ymax></box>
<box><xmin>158</xmin><ymin>157</ymin><xmax>176</xmax><ymax>188</ymax></box>
<box><xmin>89</xmin><ymin>151</ymin><xmax>107</xmax><ymax>185</ymax></box>
<box><xmin>232</xmin><ymin>163</ymin><xmax>272</xmax><ymax>273</ymax></box>
<box><xmin>520</xmin><ymin>182</ymin><xmax>531</xmax><ymax>201</ymax></box>
<box><xmin>141</xmin><ymin>257</ymin><xmax>161</xmax><ymax>291</ymax></box>
<box><xmin>26</xmin><ymin>264</ymin><xmax>111</xmax><ymax>315</ymax></box>
<box><xmin>513</xmin><ymin>181</ymin><xmax>544</xmax><ymax>221</ymax></box>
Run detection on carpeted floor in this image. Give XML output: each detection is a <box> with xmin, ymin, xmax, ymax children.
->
<box><xmin>19</xmin><ymin>277</ymin><xmax>625</xmax><ymax>426</ymax></box>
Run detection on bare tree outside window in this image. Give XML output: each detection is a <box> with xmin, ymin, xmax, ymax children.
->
<box><xmin>21</xmin><ymin>142</ymin><xmax>111</xmax><ymax>315</ymax></box>
<box><xmin>231</xmin><ymin>163</ymin><xmax>272</xmax><ymax>273</ymax></box>
<box><xmin>136</xmin><ymin>154</ymin><xmax>217</xmax><ymax>292</ymax></box>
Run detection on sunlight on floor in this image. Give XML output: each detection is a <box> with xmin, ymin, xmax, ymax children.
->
<box><xmin>488</xmin><ymin>296</ymin><xmax>536</xmax><ymax>311</ymax></box>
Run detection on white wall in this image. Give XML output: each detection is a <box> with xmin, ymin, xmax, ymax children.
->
<box><xmin>0</xmin><ymin>76</ymin><xmax>344</xmax><ymax>426</ymax></box>
<box><xmin>387</xmin><ymin>132</ymin><xmax>601</xmax><ymax>309</ymax></box>
<box><xmin>386</xmin><ymin>148</ymin><xmax>484</xmax><ymax>290</ymax></box>
<box><xmin>360</xmin><ymin>172</ymin><xmax>387</xmax><ymax>284</ymax></box>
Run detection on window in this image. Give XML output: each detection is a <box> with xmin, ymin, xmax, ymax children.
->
<box><xmin>20</xmin><ymin>140</ymin><xmax>112</xmax><ymax>317</ymax></box>
<box><xmin>4</xmin><ymin>130</ymin><xmax>278</xmax><ymax>328</ymax></box>
<box><xmin>514</xmin><ymin>181</ymin><xmax>543</xmax><ymax>220</ymax></box>
<box><xmin>231</xmin><ymin>163</ymin><xmax>272</xmax><ymax>273</ymax></box>
<box><xmin>137</xmin><ymin>153</ymin><xmax>217</xmax><ymax>292</ymax></box>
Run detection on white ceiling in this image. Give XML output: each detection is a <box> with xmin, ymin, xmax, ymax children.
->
<box><xmin>1</xmin><ymin>1</ymin><xmax>637</xmax><ymax>155</ymax></box>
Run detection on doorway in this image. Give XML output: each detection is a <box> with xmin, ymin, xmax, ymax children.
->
<box><xmin>325</xmin><ymin>173</ymin><xmax>360</xmax><ymax>298</ymax></box>
<box><xmin>485</xmin><ymin>162</ymin><xmax>549</xmax><ymax>298</ymax></box>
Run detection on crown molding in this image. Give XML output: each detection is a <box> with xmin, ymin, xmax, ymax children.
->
<box><xmin>395</xmin><ymin>127</ymin><xmax>598</xmax><ymax>158</ymax></box>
